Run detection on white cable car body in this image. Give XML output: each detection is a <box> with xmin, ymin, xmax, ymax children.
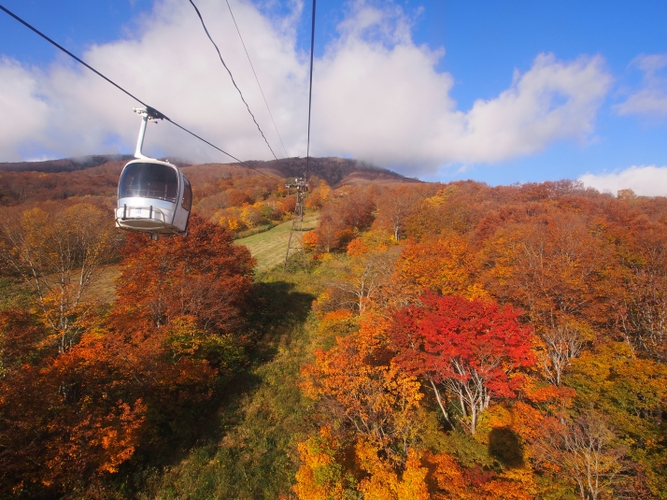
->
<box><xmin>115</xmin><ymin>108</ymin><xmax>192</xmax><ymax>235</ymax></box>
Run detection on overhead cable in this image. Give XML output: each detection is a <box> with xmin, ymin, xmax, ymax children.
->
<box><xmin>188</xmin><ymin>0</ymin><xmax>278</xmax><ymax>160</ymax></box>
<box><xmin>0</xmin><ymin>4</ymin><xmax>149</xmax><ymax>112</ymax></box>
<box><xmin>0</xmin><ymin>3</ymin><xmax>282</xmax><ymax>182</ymax></box>
<box><xmin>305</xmin><ymin>0</ymin><xmax>317</xmax><ymax>180</ymax></box>
<box><xmin>225</xmin><ymin>0</ymin><xmax>288</xmax><ymax>157</ymax></box>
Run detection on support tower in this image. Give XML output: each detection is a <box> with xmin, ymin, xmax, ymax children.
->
<box><xmin>283</xmin><ymin>177</ymin><xmax>309</xmax><ymax>272</ymax></box>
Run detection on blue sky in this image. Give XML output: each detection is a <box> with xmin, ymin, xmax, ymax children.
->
<box><xmin>1</xmin><ymin>0</ymin><xmax>666</xmax><ymax>195</ymax></box>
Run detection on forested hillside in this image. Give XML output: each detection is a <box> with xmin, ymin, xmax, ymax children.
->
<box><xmin>0</xmin><ymin>161</ymin><xmax>665</xmax><ymax>499</ymax></box>
<box><xmin>293</xmin><ymin>180</ymin><xmax>667</xmax><ymax>499</ymax></box>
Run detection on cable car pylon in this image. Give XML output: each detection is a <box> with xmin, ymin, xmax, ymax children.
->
<box><xmin>283</xmin><ymin>0</ymin><xmax>316</xmax><ymax>272</ymax></box>
<box><xmin>283</xmin><ymin>176</ymin><xmax>309</xmax><ymax>272</ymax></box>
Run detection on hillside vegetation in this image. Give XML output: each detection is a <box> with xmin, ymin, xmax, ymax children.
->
<box><xmin>0</xmin><ymin>160</ymin><xmax>666</xmax><ymax>499</ymax></box>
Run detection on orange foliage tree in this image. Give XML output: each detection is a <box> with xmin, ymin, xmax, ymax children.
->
<box><xmin>533</xmin><ymin>412</ymin><xmax>627</xmax><ymax>500</ymax></box>
<box><xmin>374</xmin><ymin>185</ymin><xmax>425</xmax><ymax>241</ymax></box>
<box><xmin>326</xmin><ymin>246</ymin><xmax>399</xmax><ymax>316</ymax></box>
<box><xmin>298</xmin><ymin>316</ymin><xmax>428</xmax><ymax>498</ymax></box>
<box><xmin>0</xmin><ymin>308</ymin><xmax>147</xmax><ymax>496</ymax></box>
<box><xmin>301</xmin><ymin>316</ymin><xmax>423</xmax><ymax>458</ymax></box>
<box><xmin>313</xmin><ymin>186</ymin><xmax>376</xmax><ymax>253</ymax></box>
<box><xmin>480</xmin><ymin>210</ymin><xmax>618</xmax><ymax>335</ymax></box>
<box><xmin>385</xmin><ymin>235</ymin><xmax>486</xmax><ymax>310</ymax></box>
<box><xmin>114</xmin><ymin>213</ymin><xmax>255</xmax><ymax>335</ymax></box>
<box><xmin>613</xmin><ymin>217</ymin><xmax>667</xmax><ymax>361</ymax></box>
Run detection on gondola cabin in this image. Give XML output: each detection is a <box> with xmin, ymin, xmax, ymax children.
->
<box><xmin>115</xmin><ymin>159</ymin><xmax>191</xmax><ymax>234</ymax></box>
<box><xmin>115</xmin><ymin>107</ymin><xmax>192</xmax><ymax>235</ymax></box>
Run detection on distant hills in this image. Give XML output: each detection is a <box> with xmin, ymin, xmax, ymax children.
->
<box><xmin>242</xmin><ymin>157</ymin><xmax>421</xmax><ymax>188</ymax></box>
<box><xmin>0</xmin><ymin>154</ymin><xmax>134</xmax><ymax>173</ymax></box>
<box><xmin>0</xmin><ymin>155</ymin><xmax>420</xmax><ymax>189</ymax></box>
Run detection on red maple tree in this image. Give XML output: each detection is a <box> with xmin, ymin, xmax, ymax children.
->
<box><xmin>390</xmin><ymin>294</ymin><xmax>536</xmax><ymax>433</ymax></box>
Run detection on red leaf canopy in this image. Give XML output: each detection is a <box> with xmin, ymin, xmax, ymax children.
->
<box><xmin>391</xmin><ymin>294</ymin><xmax>536</xmax><ymax>400</ymax></box>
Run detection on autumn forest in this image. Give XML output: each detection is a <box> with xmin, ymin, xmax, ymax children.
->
<box><xmin>0</xmin><ymin>157</ymin><xmax>666</xmax><ymax>499</ymax></box>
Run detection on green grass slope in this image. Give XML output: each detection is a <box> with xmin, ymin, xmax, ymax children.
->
<box><xmin>138</xmin><ymin>268</ymin><xmax>326</xmax><ymax>499</ymax></box>
<box><xmin>235</xmin><ymin>213</ymin><xmax>318</xmax><ymax>273</ymax></box>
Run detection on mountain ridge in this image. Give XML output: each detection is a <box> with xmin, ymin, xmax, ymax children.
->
<box><xmin>0</xmin><ymin>154</ymin><xmax>134</xmax><ymax>173</ymax></box>
<box><xmin>0</xmin><ymin>155</ymin><xmax>421</xmax><ymax>189</ymax></box>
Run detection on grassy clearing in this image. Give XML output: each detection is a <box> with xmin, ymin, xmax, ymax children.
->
<box><xmin>84</xmin><ymin>265</ymin><xmax>120</xmax><ymax>303</ymax></box>
<box><xmin>236</xmin><ymin>213</ymin><xmax>319</xmax><ymax>273</ymax></box>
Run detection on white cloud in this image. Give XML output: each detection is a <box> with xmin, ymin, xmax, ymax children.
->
<box><xmin>616</xmin><ymin>90</ymin><xmax>667</xmax><ymax>117</ymax></box>
<box><xmin>313</xmin><ymin>3</ymin><xmax>611</xmax><ymax>175</ymax></box>
<box><xmin>0</xmin><ymin>0</ymin><xmax>612</xmax><ymax>176</ymax></box>
<box><xmin>459</xmin><ymin>54</ymin><xmax>610</xmax><ymax>161</ymax></box>
<box><xmin>0</xmin><ymin>57</ymin><xmax>51</xmax><ymax>161</ymax></box>
<box><xmin>615</xmin><ymin>53</ymin><xmax>667</xmax><ymax>118</ymax></box>
<box><xmin>579</xmin><ymin>165</ymin><xmax>667</xmax><ymax>197</ymax></box>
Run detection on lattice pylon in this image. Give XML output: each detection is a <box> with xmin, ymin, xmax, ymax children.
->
<box><xmin>283</xmin><ymin>178</ymin><xmax>309</xmax><ymax>272</ymax></box>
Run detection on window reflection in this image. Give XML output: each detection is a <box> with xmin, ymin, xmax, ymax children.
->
<box><xmin>120</xmin><ymin>162</ymin><xmax>178</xmax><ymax>202</ymax></box>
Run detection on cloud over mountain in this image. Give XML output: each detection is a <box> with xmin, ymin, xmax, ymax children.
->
<box><xmin>0</xmin><ymin>0</ymin><xmax>613</xmax><ymax>178</ymax></box>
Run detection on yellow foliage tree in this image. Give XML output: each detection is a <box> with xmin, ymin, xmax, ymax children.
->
<box><xmin>356</xmin><ymin>443</ymin><xmax>429</xmax><ymax>500</ymax></box>
<box><xmin>0</xmin><ymin>204</ymin><xmax>113</xmax><ymax>353</ymax></box>
<box><xmin>293</xmin><ymin>427</ymin><xmax>349</xmax><ymax>500</ymax></box>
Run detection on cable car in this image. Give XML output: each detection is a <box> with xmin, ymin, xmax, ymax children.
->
<box><xmin>115</xmin><ymin>108</ymin><xmax>192</xmax><ymax>235</ymax></box>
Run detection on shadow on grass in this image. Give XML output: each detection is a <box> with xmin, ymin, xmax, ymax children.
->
<box><xmin>118</xmin><ymin>280</ymin><xmax>316</xmax><ymax>496</ymax></box>
<box><xmin>244</xmin><ymin>280</ymin><xmax>315</xmax><ymax>362</ymax></box>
